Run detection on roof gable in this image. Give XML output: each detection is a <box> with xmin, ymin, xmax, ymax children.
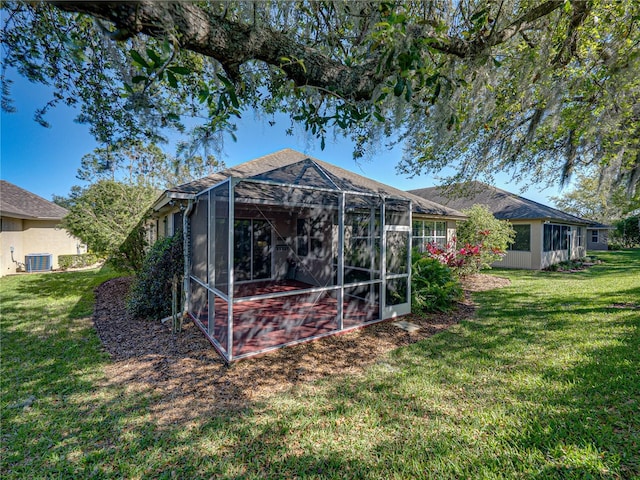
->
<box><xmin>0</xmin><ymin>180</ymin><xmax>68</xmax><ymax>220</ymax></box>
<box><xmin>409</xmin><ymin>181</ymin><xmax>589</xmax><ymax>224</ymax></box>
<box><xmin>168</xmin><ymin>149</ymin><xmax>466</xmax><ymax>218</ymax></box>
<box><xmin>250</xmin><ymin>158</ymin><xmax>344</xmax><ymax>191</ymax></box>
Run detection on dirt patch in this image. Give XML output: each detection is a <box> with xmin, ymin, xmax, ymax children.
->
<box><xmin>460</xmin><ymin>273</ymin><xmax>511</xmax><ymax>292</ymax></box>
<box><xmin>93</xmin><ymin>274</ymin><xmax>509</xmax><ymax>424</ymax></box>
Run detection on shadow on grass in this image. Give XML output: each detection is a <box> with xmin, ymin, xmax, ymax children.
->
<box><xmin>519</xmin><ymin>312</ymin><xmax>640</xmax><ymax>479</ymax></box>
<box><xmin>2</xmin><ymin>253</ymin><xmax>639</xmax><ymax>478</ymax></box>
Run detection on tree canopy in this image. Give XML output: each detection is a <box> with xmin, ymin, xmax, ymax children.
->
<box><xmin>60</xmin><ymin>180</ymin><xmax>157</xmax><ymax>270</ymax></box>
<box><xmin>612</xmin><ymin>216</ymin><xmax>640</xmax><ymax>248</ymax></box>
<box><xmin>550</xmin><ymin>170</ymin><xmax>640</xmax><ymax>223</ymax></box>
<box><xmin>2</xmin><ymin>1</ymin><xmax>639</xmax><ymax>197</ymax></box>
<box><xmin>76</xmin><ymin>139</ymin><xmax>224</xmax><ymax>189</ymax></box>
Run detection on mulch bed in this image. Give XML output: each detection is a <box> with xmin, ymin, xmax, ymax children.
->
<box><xmin>93</xmin><ymin>274</ymin><xmax>509</xmax><ymax>424</ymax></box>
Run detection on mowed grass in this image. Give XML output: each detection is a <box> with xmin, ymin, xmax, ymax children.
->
<box><xmin>1</xmin><ymin>251</ymin><xmax>639</xmax><ymax>479</ymax></box>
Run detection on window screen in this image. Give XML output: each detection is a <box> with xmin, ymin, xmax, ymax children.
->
<box><xmin>509</xmin><ymin>224</ymin><xmax>531</xmax><ymax>251</ymax></box>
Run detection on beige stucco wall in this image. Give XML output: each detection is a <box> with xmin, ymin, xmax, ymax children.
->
<box><xmin>0</xmin><ymin>217</ymin><xmax>24</xmax><ymax>276</ymax></box>
<box><xmin>491</xmin><ymin>221</ymin><xmax>541</xmax><ymax>270</ymax></box>
<box><xmin>493</xmin><ymin>222</ymin><xmax>587</xmax><ymax>270</ymax></box>
<box><xmin>0</xmin><ymin>217</ymin><xmax>82</xmax><ymax>276</ymax></box>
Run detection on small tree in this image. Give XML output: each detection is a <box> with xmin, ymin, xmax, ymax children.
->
<box><xmin>127</xmin><ymin>232</ymin><xmax>184</xmax><ymax>320</ymax></box>
<box><xmin>456</xmin><ymin>205</ymin><xmax>515</xmax><ymax>271</ymax></box>
<box><xmin>426</xmin><ymin>204</ymin><xmax>515</xmax><ymax>276</ymax></box>
<box><xmin>60</xmin><ymin>180</ymin><xmax>157</xmax><ymax>270</ymax></box>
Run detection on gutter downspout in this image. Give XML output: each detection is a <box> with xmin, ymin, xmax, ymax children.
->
<box><xmin>182</xmin><ymin>198</ymin><xmax>194</xmax><ymax>315</ymax></box>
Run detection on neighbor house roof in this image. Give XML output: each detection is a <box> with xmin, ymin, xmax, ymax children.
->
<box><xmin>161</xmin><ymin>149</ymin><xmax>465</xmax><ymax>218</ymax></box>
<box><xmin>0</xmin><ymin>180</ymin><xmax>68</xmax><ymax>220</ymax></box>
<box><xmin>409</xmin><ymin>181</ymin><xmax>591</xmax><ymax>225</ymax></box>
<box><xmin>586</xmin><ymin>221</ymin><xmax>614</xmax><ymax>230</ymax></box>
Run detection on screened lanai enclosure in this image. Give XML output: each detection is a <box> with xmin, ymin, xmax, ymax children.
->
<box><xmin>186</xmin><ymin>158</ymin><xmax>416</xmax><ymax>362</ymax></box>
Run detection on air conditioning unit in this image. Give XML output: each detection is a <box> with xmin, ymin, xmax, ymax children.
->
<box><xmin>25</xmin><ymin>253</ymin><xmax>53</xmax><ymax>273</ymax></box>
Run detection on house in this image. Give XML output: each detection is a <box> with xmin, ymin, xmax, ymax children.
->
<box><xmin>586</xmin><ymin>221</ymin><xmax>612</xmax><ymax>250</ymax></box>
<box><xmin>150</xmin><ymin>149</ymin><xmax>465</xmax><ymax>362</ymax></box>
<box><xmin>0</xmin><ymin>180</ymin><xmax>83</xmax><ymax>276</ymax></box>
<box><xmin>409</xmin><ymin>181</ymin><xmax>593</xmax><ymax>270</ymax></box>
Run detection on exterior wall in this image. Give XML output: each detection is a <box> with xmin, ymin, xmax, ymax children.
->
<box><xmin>587</xmin><ymin>229</ymin><xmax>609</xmax><ymax>250</ymax></box>
<box><xmin>497</xmin><ymin>250</ymin><xmax>533</xmax><ymax>269</ymax></box>
<box><xmin>148</xmin><ymin>206</ymin><xmax>183</xmax><ymax>245</ymax></box>
<box><xmin>491</xmin><ymin>221</ymin><xmax>540</xmax><ymax>269</ymax></box>
<box><xmin>0</xmin><ymin>217</ymin><xmax>24</xmax><ymax>276</ymax></box>
<box><xmin>530</xmin><ymin>222</ymin><xmax>543</xmax><ymax>269</ymax></box>
<box><xmin>491</xmin><ymin>221</ymin><xmax>586</xmax><ymax>270</ymax></box>
<box><xmin>446</xmin><ymin>220</ymin><xmax>457</xmax><ymax>243</ymax></box>
<box><xmin>23</xmin><ymin>219</ymin><xmax>81</xmax><ymax>270</ymax></box>
<box><xmin>571</xmin><ymin>226</ymin><xmax>587</xmax><ymax>259</ymax></box>
<box><xmin>540</xmin><ymin>223</ymin><xmax>586</xmax><ymax>269</ymax></box>
<box><xmin>156</xmin><ymin>210</ymin><xmax>184</xmax><ymax>240</ymax></box>
<box><xmin>541</xmin><ymin>249</ymin><xmax>568</xmax><ymax>269</ymax></box>
<box><xmin>0</xmin><ymin>217</ymin><xmax>81</xmax><ymax>275</ymax></box>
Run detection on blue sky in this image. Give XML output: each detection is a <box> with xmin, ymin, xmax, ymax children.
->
<box><xmin>1</xmin><ymin>70</ymin><xmax>562</xmax><ymax>205</ymax></box>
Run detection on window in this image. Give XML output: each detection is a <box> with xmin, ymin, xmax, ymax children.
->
<box><xmin>234</xmin><ymin>219</ymin><xmax>272</xmax><ymax>281</ymax></box>
<box><xmin>297</xmin><ymin>217</ymin><xmax>324</xmax><ymax>257</ymax></box>
<box><xmin>172</xmin><ymin>211</ymin><xmax>183</xmax><ymax>235</ymax></box>
<box><xmin>543</xmin><ymin>224</ymin><xmax>570</xmax><ymax>251</ymax></box>
<box><xmin>509</xmin><ymin>224</ymin><xmax>531</xmax><ymax>251</ymax></box>
<box><xmin>591</xmin><ymin>230</ymin><xmax>599</xmax><ymax>243</ymax></box>
<box><xmin>576</xmin><ymin>227</ymin><xmax>584</xmax><ymax>247</ymax></box>
<box><xmin>412</xmin><ymin>220</ymin><xmax>447</xmax><ymax>251</ymax></box>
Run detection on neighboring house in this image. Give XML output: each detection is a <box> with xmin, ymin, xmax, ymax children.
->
<box><xmin>0</xmin><ymin>180</ymin><xmax>83</xmax><ymax>276</ymax></box>
<box><xmin>150</xmin><ymin>149</ymin><xmax>465</xmax><ymax>362</ymax></box>
<box><xmin>409</xmin><ymin>181</ymin><xmax>593</xmax><ymax>270</ymax></box>
<box><xmin>586</xmin><ymin>222</ymin><xmax>612</xmax><ymax>250</ymax></box>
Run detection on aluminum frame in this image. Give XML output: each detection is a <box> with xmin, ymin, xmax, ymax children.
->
<box><xmin>187</xmin><ymin>175</ymin><xmax>412</xmax><ymax>363</ymax></box>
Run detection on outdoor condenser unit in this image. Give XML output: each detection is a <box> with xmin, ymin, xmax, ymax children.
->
<box><xmin>25</xmin><ymin>253</ymin><xmax>53</xmax><ymax>273</ymax></box>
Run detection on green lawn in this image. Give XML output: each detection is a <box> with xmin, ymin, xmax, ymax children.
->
<box><xmin>1</xmin><ymin>252</ymin><xmax>639</xmax><ymax>479</ymax></box>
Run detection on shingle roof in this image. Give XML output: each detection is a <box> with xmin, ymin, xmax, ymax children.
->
<box><xmin>0</xmin><ymin>180</ymin><xmax>68</xmax><ymax>220</ymax></box>
<box><xmin>587</xmin><ymin>221</ymin><xmax>614</xmax><ymax>229</ymax></box>
<box><xmin>409</xmin><ymin>181</ymin><xmax>590</xmax><ymax>225</ymax></box>
<box><xmin>168</xmin><ymin>149</ymin><xmax>465</xmax><ymax>218</ymax></box>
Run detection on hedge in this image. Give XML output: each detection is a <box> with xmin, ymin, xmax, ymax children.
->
<box><xmin>58</xmin><ymin>253</ymin><xmax>100</xmax><ymax>270</ymax></box>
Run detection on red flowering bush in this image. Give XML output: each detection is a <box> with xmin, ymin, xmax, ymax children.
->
<box><xmin>424</xmin><ymin>235</ymin><xmax>508</xmax><ymax>277</ymax></box>
<box><xmin>420</xmin><ymin>206</ymin><xmax>513</xmax><ymax>276</ymax></box>
<box><xmin>425</xmin><ymin>240</ymin><xmax>482</xmax><ymax>276</ymax></box>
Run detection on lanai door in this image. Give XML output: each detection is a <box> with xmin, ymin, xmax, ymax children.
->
<box><xmin>383</xmin><ymin>201</ymin><xmax>411</xmax><ymax>318</ymax></box>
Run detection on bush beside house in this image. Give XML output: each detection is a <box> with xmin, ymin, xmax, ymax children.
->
<box><xmin>58</xmin><ymin>253</ymin><xmax>100</xmax><ymax>270</ymax></box>
<box><xmin>127</xmin><ymin>232</ymin><xmax>184</xmax><ymax>320</ymax></box>
<box><xmin>411</xmin><ymin>253</ymin><xmax>462</xmax><ymax>313</ymax></box>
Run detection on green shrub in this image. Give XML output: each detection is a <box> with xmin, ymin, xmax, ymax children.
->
<box><xmin>108</xmin><ymin>220</ymin><xmax>148</xmax><ymax>272</ymax></box>
<box><xmin>612</xmin><ymin>215</ymin><xmax>640</xmax><ymax>247</ymax></box>
<box><xmin>456</xmin><ymin>204</ymin><xmax>515</xmax><ymax>273</ymax></box>
<box><xmin>127</xmin><ymin>233</ymin><xmax>184</xmax><ymax>320</ymax></box>
<box><xmin>58</xmin><ymin>253</ymin><xmax>100</xmax><ymax>270</ymax></box>
<box><xmin>411</xmin><ymin>254</ymin><xmax>463</xmax><ymax>314</ymax></box>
